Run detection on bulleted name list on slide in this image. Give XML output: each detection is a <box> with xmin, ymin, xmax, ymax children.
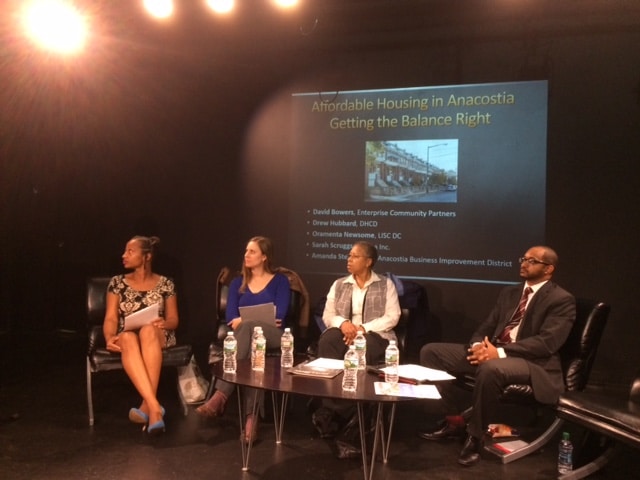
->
<box><xmin>303</xmin><ymin>208</ymin><xmax>513</xmax><ymax>270</ymax></box>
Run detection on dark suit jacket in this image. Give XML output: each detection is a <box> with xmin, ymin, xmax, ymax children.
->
<box><xmin>469</xmin><ymin>281</ymin><xmax>576</xmax><ymax>404</ymax></box>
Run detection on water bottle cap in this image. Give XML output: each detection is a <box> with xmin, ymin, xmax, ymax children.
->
<box><xmin>285</xmin><ymin>327</ymin><xmax>291</xmax><ymax>332</ymax></box>
<box><xmin>389</xmin><ymin>340</ymin><xmax>396</xmax><ymax>345</ymax></box>
<box><xmin>562</xmin><ymin>432</ymin><xmax>570</xmax><ymax>440</ymax></box>
<box><xmin>227</xmin><ymin>331</ymin><xmax>234</xmax><ymax>336</ymax></box>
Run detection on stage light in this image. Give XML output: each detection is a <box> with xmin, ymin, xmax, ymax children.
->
<box><xmin>273</xmin><ymin>0</ymin><xmax>299</xmax><ymax>9</ymax></box>
<box><xmin>22</xmin><ymin>0</ymin><xmax>88</xmax><ymax>54</ymax></box>
<box><xmin>206</xmin><ymin>0</ymin><xmax>234</xmax><ymax>15</ymax></box>
<box><xmin>143</xmin><ymin>0</ymin><xmax>174</xmax><ymax>19</ymax></box>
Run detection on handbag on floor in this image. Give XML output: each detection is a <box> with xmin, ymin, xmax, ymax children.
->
<box><xmin>177</xmin><ymin>355</ymin><xmax>209</xmax><ymax>404</ymax></box>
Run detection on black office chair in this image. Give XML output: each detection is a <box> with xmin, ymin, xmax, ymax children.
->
<box><xmin>556</xmin><ymin>370</ymin><xmax>640</xmax><ymax>479</ymax></box>
<box><xmin>85</xmin><ymin>276</ymin><xmax>193</xmax><ymax>426</ymax></box>
<box><xmin>460</xmin><ymin>298</ymin><xmax>610</xmax><ymax>463</ymax></box>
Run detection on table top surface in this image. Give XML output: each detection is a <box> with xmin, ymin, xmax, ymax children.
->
<box><xmin>212</xmin><ymin>355</ymin><xmax>415</xmax><ymax>403</ymax></box>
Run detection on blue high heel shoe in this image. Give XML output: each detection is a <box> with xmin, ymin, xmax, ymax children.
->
<box><xmin>129</xmin><ymin>408</ymin><xmax>149</xmax><ymax>424</ymax></box>
<box><xmin>147</xmin><ymin>419</ymin><xmax>165</xmax><ymax>435</ymax></box>
<box><xmin>129</xmin><ymin>406</ymin><xmax>165</xmax><ymax>425</ymax></box>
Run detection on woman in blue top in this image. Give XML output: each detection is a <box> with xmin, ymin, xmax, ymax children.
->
<box><xmin>197</xmin><ymin>236</ymin><xmax>290</xmax><ymax>443</ymax></box>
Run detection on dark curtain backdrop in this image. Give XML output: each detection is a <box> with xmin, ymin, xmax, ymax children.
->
<box><xmin>1</xmin><ymin>0</ymin><xmax>639</xmax><ymax>388</ymax></box>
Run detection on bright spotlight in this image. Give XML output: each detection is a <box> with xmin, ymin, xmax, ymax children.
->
<box><xmin>206</xmin><ymin>0</ymin><xmax>235</xmax><ymax>15</ymax></box>
<box><xmin>273</xmin><ymin>0</ymin><xmax>299</xmax><ymax>9</ymax></box>
<box><xmin>22</xmin><ymin>0</ymin><xmax>88</xmax><ymax>54</ymax></box>
<box><xmin>143</xmin><ymin>0</ymin><xmax>174</xmax><ymax>19</ymax></box>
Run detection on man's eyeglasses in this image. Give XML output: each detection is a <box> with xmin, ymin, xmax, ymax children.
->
<box><xmin>518</xmin><ymin>256</ymin><xmax>550</xmax><ymax>266</ymax></box>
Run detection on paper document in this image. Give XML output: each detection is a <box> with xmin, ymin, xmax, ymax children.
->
<box><xmin>123</xmin><ymin>303</ymin><xmax>160</xmax><ymax>331</ymax></box>
<box><xmin>239</xmin><ymin>302</ymin><xmax>276</xmax><ymax>327</ymax></box>
<box><xmin>374</xmin><ymin>382</ymin><xmax>441</xmax><ymax>399</ymax></box>
<box><xmin>487</xmin><ymin>439</ymin><xmax>529</xmax><ymax>455</ymax></box>
<box><xmin>380</xmin><ymin>364</ymin><xmax>455</xmax><ymax>382</ymax></box>
<box><xmin>306</xmin><ymin>358</ymin><xmax>345</xmax><ymax>369</ymax></box>
<box><xmin>287</xmin><ymin>358</ymin><xmax>343</xmax><ymax>379</ymax></box>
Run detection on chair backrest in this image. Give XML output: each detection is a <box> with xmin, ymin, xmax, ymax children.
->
<box><xmin>630</xmin><ymin>370</ymin><xmax>640</xmax><ymax>404</ymax></box>
<box><xmin>87</xmin><ymin>277</ymin><xmax>111</xmax><ymax>328</ymax></box>
<box><xmin>285</xmin><ymin>289</ymin><xmax>302</xmax><ymax>337</ymax></box>
<box><xmin>396</xmin><ymin>278</ymin><xmax>429</xmax><ymax>360</ymax></box>
<box><xmin>560</xmin><ymin>298</ymin><xmax>610</xmax><ymax>392</ymax></box>
<box><xmin>215</xmin><ymin>267</ymin><xmax>236</xmax><ymax>325</ymax></box>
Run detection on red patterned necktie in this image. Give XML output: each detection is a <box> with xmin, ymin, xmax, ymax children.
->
<box><xmin>497</xmin><ymin>286</ymin><xmax>533</xmax><ymax>345</ymax></box>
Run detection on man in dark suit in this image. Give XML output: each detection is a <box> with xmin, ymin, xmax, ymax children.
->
<box><xmin>419</xmin><ymin>246</ymin><xmax>576</xmax><ymax>466</ymax></box>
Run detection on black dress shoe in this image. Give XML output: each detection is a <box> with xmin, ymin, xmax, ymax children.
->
<box><xmin>312</xmin><ymin>407</ymin><xmax>341</xmax><ymax>438</ymax></box>
<box><xmin>418</xmin><ymin>419</ymin><xmax>466</xmax><ymax>441</ymax></box>
<box><xmin>458</xmin><ymin>435</ymin><xmax>481</xmax><ymax>466</ymax></box>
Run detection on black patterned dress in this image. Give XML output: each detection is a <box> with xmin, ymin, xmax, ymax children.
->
<box><xmin>108</xmin><ymin>274</ymin><xmax>177</xmax><ymax>347</ymax></box>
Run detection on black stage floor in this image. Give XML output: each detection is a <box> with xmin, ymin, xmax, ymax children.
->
<box><xmin>1</xmin><ymin>332</ymin><xmax>638</xmax><ymax>480</ymax></box>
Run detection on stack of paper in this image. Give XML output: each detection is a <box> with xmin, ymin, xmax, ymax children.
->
<box><xmin>239</xmin><ymin>302</ymin><xmax>276</xmax><ymax>327</ymax></box>
<box><xmin>287</xmin><ymin>358</ymin><xmax>344</xmax><ymax>379</ymax></box>
<box><xmin>486</xmin><ymin>439</ymin><xmax>529</xmax><ymax>455</ymax></box>
<box><xmin>371</xmin><ymin>364</ymin><xmax>456</xmax><ymax>384</ymax></box>
<box><xmin>374</xmin><ymin>382</ymin><xmax>442</xmax><ymax>399</ymax></box>
<box><xmin>123</xmin><ymin>303</ymin><xmax>160</xmax><ymax>331</ymax></box>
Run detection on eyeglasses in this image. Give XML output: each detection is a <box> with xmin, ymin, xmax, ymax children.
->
<box><xmin>347</xmin><ymin>254</ymin><xmax>369</xmax><ymax>260</ymax></box>
<box><xmin>518</xmin><ymin>256</ymin><xmax>550</xmax><ymax>266</ymax></box>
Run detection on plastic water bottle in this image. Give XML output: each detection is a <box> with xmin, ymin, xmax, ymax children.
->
<box><xmin>280</xmin><ymin>327</ymin><xmax>294</xmax><ymax>368</ymax></box>
<box><xmin>342</xmin><ymin>345</ymin><xmax>359</xmax><ymax>392</ymax></box>
<box><xmin>354</xmin><ymin>331</ymin><xmax>367</xmax><ymax>370</ymax></box>
<box><xmin>253</xmin><ymin>328</ymin><xmax>266</xmax><ymax>372</ymax></box>
<box><xmin>384</xmin><ymin>340</ymin><xmax>399</xmax><ymax>385</ymax></box>
<box><xmin>223</xmin><ymin>331</ymin><xmax>237</xmax><ymax>373</ymax></box>
<box><xmin>251</xmin><ymin>326</ymin><xmax>262</xmax><ymax>369</ymax></box>
<box><xmin>558</xmin><ymin>431</ymin><xmax>573</xmax><ymax>474</ymax></box>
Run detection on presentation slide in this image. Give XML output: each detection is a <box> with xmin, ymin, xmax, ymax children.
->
<box><xmin>288</xmin><ymin>81</ymin><xmax>547</xmax><ymax>285</ymax></box>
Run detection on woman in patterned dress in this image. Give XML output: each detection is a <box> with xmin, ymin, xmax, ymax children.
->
<box><xmin>103</xmin><ymin>235</ymin><xmax>179</xmax><ymax>435</ymax></box>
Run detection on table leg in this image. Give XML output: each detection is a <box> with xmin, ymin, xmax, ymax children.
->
<box><xmin>381</xmin><ymin>403</ymin><xmax>396</xmax><ymax>463</ymax></box>
<box><xmin>239</xmin><ymin>388</ymin><xmax>261</xmax><ymax>472</ymax></box>
<box><xmin>367</xmin><ymin>403</ymin><xmax>382</xmax><ymax>480</ymax></box>
<box><xmin>356</xmin><ymin>402</ymin><xmax>370</xmax><ymax>480</ymax></box>
<box><xmin>272</xmin><ymin>391</ymin><xmax>288</xmax><ymax>444</ymax></box>
<box><xmin>366</xmin><ymin>403</ymin><xmax>397</xmax><ymax>479</ymax></box>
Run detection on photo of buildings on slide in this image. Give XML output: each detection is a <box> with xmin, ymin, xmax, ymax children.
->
<box><xmin>365</xmin><ymin>140</ymin><xmax>459</xmax><ymax>202</ymax></box>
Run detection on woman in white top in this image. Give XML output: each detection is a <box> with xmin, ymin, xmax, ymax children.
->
<box><xmin>319</xmin><ymin>241</ymin><xmax>401</xmax><ymax>363</ymax></box>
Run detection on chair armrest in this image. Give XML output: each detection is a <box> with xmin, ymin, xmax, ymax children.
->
<box><xmin>217</xmin><ymin>322</ymin><xmax>230</xmax><ymax>343</ymax></box>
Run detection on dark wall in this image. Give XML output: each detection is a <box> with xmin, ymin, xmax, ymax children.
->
<box><xmin>1</xmin><ymin>1</ymin><xmax>639</xmax><ymax>387</ymax></box>
<box><xmin>238</xmin><ymin>1</ymin><xmax>640</xmax><ymax>387</ymax></box>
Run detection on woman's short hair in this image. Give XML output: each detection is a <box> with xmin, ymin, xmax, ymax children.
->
<box><xmin>354</xmin><ymin>241</ymin><xmax>378</xmax><ymax>267</ymax></box>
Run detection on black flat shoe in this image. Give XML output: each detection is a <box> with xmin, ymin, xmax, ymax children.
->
<box><xmin>418</xmin><ymin>419</ymin><xmax>466</xmax><ymax>441</ymax></box>
<box><xmin>458</xmin><ymin>435</ymin><xmax>481</xmax><ymax>466</ymax></box>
